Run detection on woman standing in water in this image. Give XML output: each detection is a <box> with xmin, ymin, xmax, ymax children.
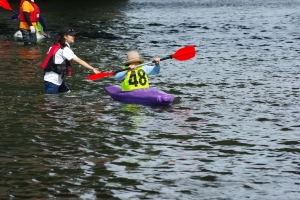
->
<box><xmin>42</xmin><ymin>27</ymin><xmax>100</xmax><ymax>94</ymax></box>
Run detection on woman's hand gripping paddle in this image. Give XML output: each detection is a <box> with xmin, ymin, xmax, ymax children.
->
<box><xmin>87</xmin><ymin>45</ymin><xmax>196</xmax><ymax>81</ymax></box>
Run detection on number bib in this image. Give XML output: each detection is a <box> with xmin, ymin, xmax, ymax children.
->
<box><xmin>121</xmin><ymin>66</ymin><xmax>149</xmax><ymax>91</ymax></box>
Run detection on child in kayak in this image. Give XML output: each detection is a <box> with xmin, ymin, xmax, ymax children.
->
<box><xmin>115</xmin><ymin>51</ymin><xmax>160</xmax><ymax>91</ymax></box>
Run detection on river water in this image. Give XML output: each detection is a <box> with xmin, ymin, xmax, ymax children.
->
<box><xmin>0</xmin><ymin>0</ymin><xmax>299</xmax><ymax>199</ymax></box>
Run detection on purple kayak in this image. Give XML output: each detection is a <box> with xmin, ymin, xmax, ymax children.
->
<box><xmin>105</xmin><ymin>85</ymin><xmax>174</xmax><ymax>106</ymax></box>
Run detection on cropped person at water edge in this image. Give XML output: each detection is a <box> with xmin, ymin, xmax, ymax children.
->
<box><xmin>19</xmin><ymin>0</ymin><xmax>40</xmax><ymax>45</ymax></box>
<box><xmin>13</xmin><ymin>12</ymin><xmax>48</xmax><ymax>38</ymax></box>
<box><xmin>42</xmin><ymin>27</ymin><xmax>100</xmax><ymax>94</ymax></box>
<box><xmin>115</xmin><ymin>51</ymin><xmax>160</xmax><ymax>91</ymax></box>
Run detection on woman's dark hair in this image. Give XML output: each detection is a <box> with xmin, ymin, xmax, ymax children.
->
<box><xmin>55</xmin><ymin>36</ymin><xmax>67</xmax><ymax>48</ymax></box>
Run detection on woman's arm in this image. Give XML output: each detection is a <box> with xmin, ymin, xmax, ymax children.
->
<box><xmin>72</xmin><ymin>56</ymin><xmax>100</xmax><ymax>74</ymax></box>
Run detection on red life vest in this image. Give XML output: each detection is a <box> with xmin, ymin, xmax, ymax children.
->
<box><xmin>19</xmin><ymin>0</ymin><xmax>40</xmax><ymax>23</ymax></box>
<box><xmin>41</xmin><ymin>43</ymin><xmax>72</xmax><ymax>76</ymax></box>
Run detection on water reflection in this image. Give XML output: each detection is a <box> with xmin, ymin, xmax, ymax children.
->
<box><xmin>27</xmin><ymin>94</ymin><xmax>119</xmax><ymax>199</ymax></box>
<box><xmin>119</xmin><ymin>104</ymin><xmax>148</xmax><ymax>131</ymax></box>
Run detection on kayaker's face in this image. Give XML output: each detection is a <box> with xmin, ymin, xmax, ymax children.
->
<box><xmin>64</xmin><ymin>35</ymin><xmax>75</xmax><ymax>44</ymax></box>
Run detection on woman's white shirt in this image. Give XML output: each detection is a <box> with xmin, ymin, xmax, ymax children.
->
<box><xmin>44</xmin><ymin>43</ymin><xmax>77</xmax><ymax>85</ymax></box>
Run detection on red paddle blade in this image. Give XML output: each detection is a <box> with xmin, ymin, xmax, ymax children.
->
<box><xmin>0</xmin><ymin>0</ymin><xmax>13</xmax><ymax>10</ymax></box>
<box><xmin>87</xmin><ymin>72</ymin><xmax>115</xmax><ymax>80</ymax></box>
<box><xmin>172</xmin><ymin>46</ymin><xmax>196</xmax><ymax>61</ymax></box>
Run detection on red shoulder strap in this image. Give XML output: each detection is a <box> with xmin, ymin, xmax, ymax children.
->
<box><xmin>41</xmin><ymin>43</ymin><xmax>61</xmax><ymax>69</ymax></box>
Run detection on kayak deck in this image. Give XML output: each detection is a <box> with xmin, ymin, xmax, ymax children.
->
<box><xmin>105</xmin><ymin>85</ymin><xmax>174</xmax><ymax>106</ymax></box>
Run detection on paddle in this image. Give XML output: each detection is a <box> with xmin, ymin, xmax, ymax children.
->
<box><xmin>0</xmin><ymin>0</ymin><xmax>18</xmax><ymax>15</ymax></box>
<box><xmin>87</xmin><ymin>45</ymin><xmax>196</xmax><ymax>81</ymax></box>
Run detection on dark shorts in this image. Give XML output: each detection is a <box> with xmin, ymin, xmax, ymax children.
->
<box><xmin>20</xmin><ymin>29</ymin><xmax>37</xmax><ymax>46</ymax></box>
<box><xmin>44</xmin><ymin>81</ymin><xmax>70</xmax><ymax>94</ymax></box>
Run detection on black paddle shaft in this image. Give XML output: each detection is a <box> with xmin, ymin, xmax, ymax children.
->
<box><xmin>113</xmin><ymin>69</ymin><xmax>127</xmax><ymax>75</ymax></box>
<box><xmin>159</xmin><ymin>55</ymin><xmax>172</xmax><ymax>62</ymax></box>
<box><xmin>113</xmin><ymin>55</ymin><xmax>172</xmax><ymax>75</ymax></box>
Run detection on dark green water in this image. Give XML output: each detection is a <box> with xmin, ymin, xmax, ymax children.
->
<box><xmin>0</xmin><ymin>0</ymin><xmax>300</xmax><ymax>199</ymax></box>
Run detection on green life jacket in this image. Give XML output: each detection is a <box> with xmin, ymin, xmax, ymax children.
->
<box><xmin>121</xmin><ymin>66</ymin><xmax>149</xmax><ymax>91</ymax></box>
